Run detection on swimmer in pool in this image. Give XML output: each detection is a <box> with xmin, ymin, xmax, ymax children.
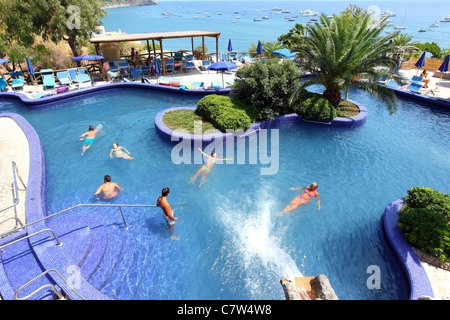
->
<box><xmin>189</xmin><ymin>148</ymin><xmax>233</xmax><ymax>188</ymax></box>
<box><xmin>109</xmin><ymin>142</ymin><xmax>135</xmax><ymax>161</ymax></box>
<box><xmin>283</xmin><ymin>182</ymin><xmax>321</xmax><ymax>213</ymax></box>
<box><xmin>80</xmin><ymin>125</ymin><xmax>102</xmax><ymax>155</ymax></box>
<box><xmin>156</xmin><ymin>187</ymin><xmax>178</xmax><ymax>236</ymax></box>
<box><xmin>94</xmin><ymin>175</ymin><xmax>123</xmax><ymax>200</ymax></box>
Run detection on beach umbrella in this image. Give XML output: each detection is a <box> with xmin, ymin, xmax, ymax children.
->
<box><xmin>227</xmin><ymin>39</ymin><xmax>233</xmax><ymax>52</ymax></box>
<box><xmin>0</xmin><ymin>58</ymin><xmax>11</xmax><ymax>64</ymax></box>
<box><xmin>72</xmin><ymin>55</ymin><xmax>104</xmax><ymax>61</ymax></box>
<box><xmin>436</xmin><ymin>54</ymin><xmax>449</xmax><ymax>91</ymax></box>
<box><xmin>415</xmin><ymin>51</ymin><xmax>426</xmax><ymax>75</ymax></box>
<box><xmin>154</xmin><ymin>60</ymin><xmax>161</xmax><ymax>75</ymax></box>
<box><xmin>272</xmin><ymin>48</ymin><xmax>296</xmax><ymax>59</ymax></box>
<box><xmin>207</xmin><ymin>61</ymin><xmax>237</xmax><ymax>87</ymax></box>
<box><xmin>26</xmin><ymin>56</ymin><xmax>36</xmax><ymax>84</ymax></box>
<box><xmin>256</xmin><ymin>40</ymin><xmax>263</xmax><ymax>60</ymax></box>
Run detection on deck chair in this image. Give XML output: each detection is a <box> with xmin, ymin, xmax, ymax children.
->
<box><xmin>201</xmin><ymin>60</ymin><xmax>211</xmax><ymax>71</ymax></box>
<box><xmin>68</xmin><ymin>69</ymin><xmax>90</xmax><ymax>86</ymax></box>
<box><xmin>43</xmin><ymin>74</ymin><xmax>56</xmax><ymax>89</ymax></box>
<box><xmin>184</xmin><ymin>61</ymin><xmax>195</xmax><ymax>72</ymax></box>
<box><xmin>210</xmin><ymin>81</ymin><xmax>222</xmax><ymax>89</ymax></box>
<box><xmin>141</xmin><ymin>66</ymin><xmax>151</xmax><ymax>76</ymax></box>
<box><xmin>130</xmin><ymin>67</ymin><xmax>142</xmax><ymax>79</ymax></box>
<box><xmin>56</xmin><ymin>71</ymin><xmax>72</xmax><ymax>85</ymax></box>
<box><xmin>184</xmin><ymin>55</ymin><xmax>194</xmax><ymax>61</ymax></box>
<box><xmin>109</xmin><ymin>61</ymin><xmax>119</xmax><ymax>72</ymax></box>
<box><xmin>410</xmin><ymin>75</ymin><xmax>423</xmax><ymax>85</ymax></box>
<box><xmin>385</xmin><ymin>80</ymin><xmax>400</xmax><ymax>89</ymax></box>
<box><xmin>107</xmin><ymin>71</ymin><xmax>119</xmax><ymax>82</ymax></box>
<box><xmin>0</xmin><ymin>77</ymin><xmax>6</xmax><ymax>92</ymax></box>
<box><xmin>406</xmin><ymin>82</ymin><xmax>424</xmax><ymax>93</ymax></box>
<box><xmin>165</xmin><ymin>59</ymin><xmax>175</xmax><ymax>74</ymax></box>
<box><xmin>11</xmin><ymin>78</ymin><xmax>25</xmax><ymax>91</ymax></box>
<box><xmin>191</xmin><ymin>82</ymin><xmax>204</xmax><ymax>89</ymax></box>
<box><xmin>174</xmin><ymin>52</ymin><xmax>183</xmax><ymax>63</ymax></box>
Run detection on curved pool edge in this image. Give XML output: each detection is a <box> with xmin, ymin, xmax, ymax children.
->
<box><xmin>0</xmin><ymin>82</ymin><xmax>232</xmax><ymax>106</ymax></box>
<box><xmin>154</xmin><ymin>100</ymin><xmax>368</xmax><ymax>143</ymax></box>
<box><xmin>381</xmin><ymin>198</ymin><xmax>435</xmax><ymax>300</ymax></box>
<box><xmin>0</xmin><ymin>113</ymin><xmax>111</xmax><ymax>300</ymax></box>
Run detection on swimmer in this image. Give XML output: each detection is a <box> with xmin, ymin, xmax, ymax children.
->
<box><xmin>283</xmin><ymin>182</ymin><xmax>320</xmax><ymax>213</ymax></box>
<box><xmin>189</xmin><ymin>148</ymin><xmax>233</xmax><ymax>188</ymax></box>
<box><xmin>109</xmin><ymin>142</ymin><xmax>135</xmax><ymax>161</ymax></box>
<box><xmin>94</xmin><ymin>175</ymin><xmax>123</xmax><ymax>200</ymax></box>
<box><xmin>156</xmin><ymin>187</ymin><xmax>178</xmax><ymax>236</ymax></box>
<box><xmin>80</xmin><ymin>125</ymin><xmax>102</xmax><ymax>155</ymax></box>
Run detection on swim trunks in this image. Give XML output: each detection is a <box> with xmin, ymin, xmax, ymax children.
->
<box><xmin>83</xmin><ymin>138</ymin><xmax>95</xmax><ymax>146</ymax></box>
<box><xmin>162</xmin><ymin>211</ymin><xmax>176</xmax><ymax>226</ymax></box>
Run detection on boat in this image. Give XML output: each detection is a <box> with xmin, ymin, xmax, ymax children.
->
<box><xmin>262</xmin><ymin>16</ymin><xmax>269</xmax><ymax>19</ymax></box>
<box><xmin>282</xmin><ymin>10</ymin><xmax>291</xmax><ymax>13</ymax></box>
<box><xmin>387</xmin><ymin>23</ymin><xmax>394</xmax><ymax>26</ymax></box>
<box><xmin>440</xmin><ymin>16</ymin><xmax>450</xmax><ymax>22</ymax></box>
<box><xmin>236</xmin><ymin>16</ymin><xmax>240</xmax><ymax>19</ymax></box>
<box><xmin>288</xmin><ymin>19</ymin><xmax>295</xmax><ymax>22</ymax></box>
<box><xmin>285</xmin><ymin>16</ymin><xmax>291</xmax><ymax>19</ymax></box>
<box><xmin>382</xmin><ymin>9</ymin><xmax>396</xmax><ymax>17</ymax></box>
<box><xmin>271</xmin><ymin>7</ymin><xmax>282</xmax><ymax>11</ymax></box>
<box><xmin>430</xmin><ymin>24</ymin><xmax>439</xmax><ymax>28</ymax></box>
<box><xmin>217</xmin><ymin>12</ymin><xmax>222</xmax><ymax>15</ymax></box>
<box><xmin>394</xmin><ymin>25</ymin><xmax>406</xmax><ymax>29</ymax></box>
<box><xmin>418</xmin><ymin>28</ymin><xmax>427</xmax><ymax>32</ymax></box>
<box><xmin>254</xmin><ymin>18</ymin><xmax>262</xmax><ymax>21</ymax></box>
<box><xmin>302</xmin><ymin>9</ymin><xmax>319</xmax><ymax>16</ymax></box>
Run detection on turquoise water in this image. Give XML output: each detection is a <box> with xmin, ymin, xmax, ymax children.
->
<box><xmin>1</xmin><ymin>87</ymin><xmax>449</xmax><ymax>299</ymax></box>
<box><xmin>101</xmin><ymin>0</ymin><xmax>450</xmax><ymax>53</ymax></box>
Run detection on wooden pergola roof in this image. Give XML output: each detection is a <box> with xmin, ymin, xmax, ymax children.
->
<box><xmin>90</xmin><ymin>30</ymin><xmax>221</xmax><ymax>43</ymax></box>
<box><xmin>90</xmin><ymin>30</ymin><xmax>221</xmax><ymax>76</ymax></box>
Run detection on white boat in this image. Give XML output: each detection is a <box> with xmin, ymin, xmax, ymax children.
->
<box><xmin>430</xmin><ymin>24</ymin><xmax>439</xmax><ymax>28</ymax></box>
<box><xmin>288</xmin><ymin>19</ymin><xmax>295</xmax><ymax>22</ymax></box>
<box><xmin>285</xmin><ymin>16</ymin><xmax>291</xmax><ymax>19</ymax></box>
<box><xmin>272</xmin><ymin>7</ymin><xmax>282</xmax><ymax>11</ymax></box>
<box><xmin>387</xmin><ymin>23</ymin><xmax>394</xmax><ymax>26</ymax></box>
<box><xmin>236</xmin><ymin>16</ymin><xmax>240</xmax><ymax>19</ymax></box>
<box><xmin>382</xmin><ymin>9</ymin><xmax>396</xmax><ymax>17</ymax></box>
<box><xmin>262</xmin><ymin>16</ymin><xmax>269</xmax><ymax>19</ymax></box>
<box><xmin>440</xmin><ymin>16</ymin><xmax>450</xmax><ymax>22</ymax></box>
<box><xmin>394</xmin><ymin>25</ymin><xmax>406</xmax><ymax>29</ymax></box>
<box><xmin>418</xmin><ymin>28</ymin><xmax>427</xmax><ymax>32</ymax></box>
<box><xmin>302</xmin><ymin>9</ymin><xmax>319</xmax><ymax>16</ymax></box>
<box><xmin>217</xmin><ymin>12</ymin><xmax>222</xmax><ymax>15</ymax></box>
<box><xmin>282</xmin><ymin>10</ymin><xmax>291</xmax><ymax>13</ymax></box>
<box><xmin>254</xmin><ymin>18</ymin><xmax>262</xmax><ymax>21</ymax></box>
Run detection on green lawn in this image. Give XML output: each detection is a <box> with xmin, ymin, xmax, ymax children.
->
<box><xmin>162</xmin><ymin>109</ymin><xmax>220</xmax><ymax>134</ymax></box>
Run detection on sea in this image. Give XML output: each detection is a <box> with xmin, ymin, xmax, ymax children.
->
<box><xmin>101</xmin><ymin>0</ymin><xmax>450</xmax><ymax>54</ymax></box>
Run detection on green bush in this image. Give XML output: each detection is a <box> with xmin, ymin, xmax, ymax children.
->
<box><xmin>404</xmin><ymin>187</ymin><xmax>450</xmax><ymax>221</ymax></box>
<box><xmin>195</xmin><ymin>95</ymin><xmax>252</xmax><ymax>132</ymax></box>
<box><xmin>398</xmin><ymin>208</ymin><xmax>450</xmax><ymax>262</ymax></box>
<box><xmin>298</xmin><ymin>93</ymin><xmax>337</xmax><ymax>121</ymax></box>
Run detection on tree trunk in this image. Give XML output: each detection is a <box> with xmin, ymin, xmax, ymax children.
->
<box><xmin>323</xmin><ymin>89</ymin><xmax>342</xmax><ymax>108</ymax></box>
<box><xmin>67</xmin><ymin>36</ymin><xmax>81</xmax><ymax>67</ymax></box>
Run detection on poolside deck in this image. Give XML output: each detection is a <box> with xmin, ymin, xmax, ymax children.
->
<box><xmin>397</xmin><ymin>68</ymin><xmax>450</xmax><ymax>100</ymax></box>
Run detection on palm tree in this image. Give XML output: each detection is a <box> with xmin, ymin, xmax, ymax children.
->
<box><xmin>293</xmin><ymin>10</ymin><xmax>405</xmax><ymax>114</ymax></box>
<box><xmin>248</xmin><ymin>41</ymin><xmax>285</xmax><ymax>59</ymax></box>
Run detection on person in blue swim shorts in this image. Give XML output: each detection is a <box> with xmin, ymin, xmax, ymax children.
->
<box><xmin>80</xmin><ymin>125</ymin><xmax>102</xmax><ymax>155</ymax></box>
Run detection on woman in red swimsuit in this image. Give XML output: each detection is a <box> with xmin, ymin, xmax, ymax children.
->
<box><xmin>283</xmin><ymin>182</ymin><xmax>320</xmax><ymax>213</ymax></box>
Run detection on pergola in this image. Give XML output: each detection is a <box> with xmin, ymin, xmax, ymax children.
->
<box><xmin>90</xmin><ymin>30</ymin><xmax>221</xmax><ymax>77</ymax></box>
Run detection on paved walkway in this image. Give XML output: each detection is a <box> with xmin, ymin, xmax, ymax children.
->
<box><xmin>0</xmin><ymin>117</ymin><xmax>29</xmax><ymax>234</ymax></box>
<box><xmin>422</xmin><ymin>262</ymin><xmax>450</xmax><ymax>300</ymax></box>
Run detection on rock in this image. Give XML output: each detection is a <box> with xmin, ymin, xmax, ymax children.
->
<box><xmin>280</xmin><ymin>275</ymin><xmax>338</xmax><ymax>300</ymax></box>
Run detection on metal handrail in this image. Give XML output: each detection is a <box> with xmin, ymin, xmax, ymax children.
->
<box><xmin>14</xmin><ymin>268</ymin><xmax>86</xmax><ymax>300</ymax></box>
<box><xmin>0</xmin><ymin>228</ymin><xmax>62</xmax><ymax>253</ymax></box>
<box><xmin>0</xmin><ymin>203</ymin><xmax>157</xmax><ymax>239</ymax></box>
<box><xmin>0</xmin><ymin>161</ymin><xmax>27</xmax><ymax>214</ymax></box>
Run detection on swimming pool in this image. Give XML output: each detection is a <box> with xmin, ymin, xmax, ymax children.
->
<box><xmin>1</xmin><ymin>87</ymin><xmax>449</xmax><ymax>299</ymax></box>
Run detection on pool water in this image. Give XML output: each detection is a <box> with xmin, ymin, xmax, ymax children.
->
<box><xmin>1</xmin><ymin>88</ymin><xmax>449</xmax><ymax>300</ymax></box>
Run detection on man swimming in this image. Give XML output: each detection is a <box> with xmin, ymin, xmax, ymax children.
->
<box><xmin>109</xmin><ymin>142</ymin><xmax>135</xmax><ymax>161</ymax></box>
<box><xmin>283</xmin><ymin>182</ymin><xmax>321</xmax><ymax>213</ymax></box>
<box><xmin>80</xmin><ymin>125</ymin><xmax>102</xmax><ymax>155</ymax></box>
<box><xmin>94</xmin><ymin>175</ymin><xmax>123</xmax><ymax>200</ymax></box>
<box><xmin>156</xmin><ymin>187</ymin><xmax>178</xmax><ymax>234</ymax></box>
<box><xmin>189</xmin><ymin>148</ymin><xmax>233</xmax><ymax>188</ymax></box>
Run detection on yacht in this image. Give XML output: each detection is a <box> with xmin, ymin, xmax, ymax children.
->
<box><xmin>271</xmin><ymin>7</ymin><xmax>282</xmax><ymax>11</ymax></box>
<box><xmin>382</xmin><ymin>9</ymin><xmax>396</xmax><ymax>17</ymax></box>
<box><xmin>262</xmin><ymin>16</ymin><xmax>269</xmax><ymax>19</ymax></box>
<box><xmin>254</xmin><ymin>18</ymin><xmax>262</xmax><ymax>21</ymax></box>
<box><xmin>430</xmin><ymin>24</ymin><xmax>439</xmax><ymax>28</ymax></box>
<box><xmin>302</xmin><ymin>9</ymin><xmax>319</xmax><ymax>16</ymax></box>
<box><xmin>282</xmin><ymin>10</ymin><xmax>291</xmax><ymax>13</ymax></box>
<box><xmin>418</xmin><ymin>28</ymin><xmax>427</xmax><ymax>32</ymax></box>
<box><xmin>440</xmin><ymin>16</ymin><xmax>450</xmax><ymax>22</ymax></box>
<box><xmin>394</xmin><ymin>25</ymin><xmax>406</xmax><ymax>29</ymax></box>
<box><xmin>217</xmin><ymin>12</ymin><xmax>222</xmax><ymax>15</ymax></box>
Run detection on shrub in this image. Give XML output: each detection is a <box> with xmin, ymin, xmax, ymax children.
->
<box><xmin>404</xmin><ymin>187</ymin><xmax>450</xmax><ymax>221</ymax></box>
<box><xmin>195</xmin><ymin>95</ymin><xmax>252</xmax><ymax>132</ymax></box>
<box><xmin>296</xmin><ymin>90</ymin><xmax>337</xmax><ymax>121</ymax></box>
<box><xmin>398</xmin><ymin>208</ymin><xmax>450</xmax><ymax>262</ymax></box>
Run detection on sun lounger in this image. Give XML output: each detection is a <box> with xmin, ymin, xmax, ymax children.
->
<box><xmin>43</xmin><ymin>74</ymin><xmax>56</xmax><ymax>89</ymax></box>
<box><xmin>174</xmin><ymin>52</ymin><xmax>183</xmax><ymax>63</ymax></box>
<box><xmin>11</xmin><ymin>78</ymin><xmax>25</xmax><ymax>91</ymax></box>
<box><xmin>184</xmin><ymin>55</ymin><xmax>194</xmax><ymax>61</ymax></box>
<box><xmin>141</xmin><ymin>66</ymin><xmax>151</xmax><ymax>76</ymax></box>
<box><xmin>410</xmin><ymin>75</ymin><xmax>423</xmax><ymax>85</ymax></box>
<box><xmin>385</xmin><ymin>80</ymin><xmax>400</xmax><ymax>89</ymax></box>
<box><xmin>184</xmin><ymin>61</ymin><xmax>195</xmax><ymax>72</ymax></box>
<box><xmin>130</xmin><ymin>67</ymin><xmax>142</xmax><ymax>79</ymax></box>
<box><xmin>56</xmin><ymin>71</ymin><xmax>72</xmax><ymax>85</ymax></box>
<box><xmin>210</xmin><ymin>81</ymin><xmax>222</xmax><ymax>89</ymax></box>
<box><xmin>68</xmin><ymin>69</ymin><xmax>90</xmax><ymax>86</ymax></box>
<box><xmin>201</xmin><ymin>60</ymin><xmax>211</xmax><ymax>71</ymax></box>
<box><xmin>406</xmin><ymin>82</ymin><xmax>424</xmax><ymax>93</ymax></box>
<box><xmin>0</xmin><ymin>77</ymin><xmax>6</xmax><ymax>92</ymax></box>
<box><xmin>191</xmin><ymin>82</ymin><xmax>204</xmax><ymax>89</ymax></box>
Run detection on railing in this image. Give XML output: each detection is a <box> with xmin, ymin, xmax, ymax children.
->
<box><xmin>0</xmin><ymin>228</ymin><xmax>62</xmax><ymax>253</ymax></box>
<box><xmin>0</xmin><ymin>161</ymin><xmax>27</xmax><ymax>232</ymax></box>
<box><xmin>14</xmin><ymin>269</ymin><xmax>86</xmax><ymax>300</ymax></box>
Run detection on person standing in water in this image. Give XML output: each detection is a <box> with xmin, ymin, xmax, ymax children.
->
<box><xmin>189</xmin><ymin>148</ymin><xmax>233</xmax><ymax>188</ymax></box>
<box><xmin>283</xmin><ymin>182</ymin><xmax>321</xmax><ymax>213</ymax></box>
<box><xmin>109</xmin><ymin>142</ymin><xmax>135</xmax><ymax>161</ymax></box>
<box><xmin>94</xmin><ymin>175</ymin><xmax>123</xmax><ymax>200</ymax></box>
<box><xmin>80</xmin><ymin>125</ymin><xmax>102</xmax><ymax>155</ymax></box>
<box><xmin>156</xmin><ymin>187</ymin><xmax>177</xmax><ymax>235</ymax></box>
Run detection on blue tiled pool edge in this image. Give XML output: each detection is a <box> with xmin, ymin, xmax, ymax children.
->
<box><xmin>381</xmin><ymin>198</ymin><xmax>435</xmax><ymax>300</ymax></box>
<box><xmin>0</xmin><ymin>113</ymin><xmax>111</xmax><ymax>300</ymax></box>
<box><xmin>154</xmin><ymin>100</ymin><xmax>368</xmax><ymax>144</ymax></box>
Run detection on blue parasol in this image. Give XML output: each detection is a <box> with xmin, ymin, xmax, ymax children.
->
<box><xmin>415</xmin><ymin>51</ymin><xmax>426</xmax><ymax>75</ymax></box>
<box><xmin>227</xmin><ymin>39</ymin><xmax>233</xmax><ymax>52</ymax></box>
<box><xmin>272</xmin><ymin>48</ymin><xmax>296</xmax><ymax>59</ymax></box>
<box><xmin>436</xmin><ymin>54</ymin><xmax>449</xmax><ymax>90</ymax></box>
<box><xmin>26</xmin><ymin>56</ymin><xmax>35</xmax><ymax>75</ymax></box>
<box><xmin>154</xmin><ymin>60</ymin><xmax>161</xmax><ymax>75</ymax></box>
<box><xmin>207</xmin><ymin>61</ymin><xmax>237</xmax><ymax>87</ymax></box>
<box><xmin>256</xmin><ymin>41</ymin><xmax>263</xmax><ymax>55</ymax></box>
<box><xmin>0</xmin><ymin>58</ymin><xmax>11</xmax><ymax>64</ymax></box>
<box><xmin>72</xmin><ymin>55</ymin><xmax>104</xmax><ymax>61</ymax></box>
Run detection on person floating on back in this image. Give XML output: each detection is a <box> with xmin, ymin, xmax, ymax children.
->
<box><xmin>94</xmin><ymin>175</ymin><xmax>123</xmax><ymax>200</ymax></box>
<box><xmin>156</xmin><ymin>187</ymin><xmax>178</xmax><ymax>235</ymax></box>
<box><xmin>109</xmin><ymin>142</ymin><xmax>135</xmax><ymax>161</ymax></box>
<box><xmin>80</xmin><ymin>124</ymin><xmax>102</xmax><ymax>155</ymax></box>
<box><xmin>189</xmin><ymin>148</ymin><xmax>233</xmax><ymax>188</ymax></box>
<box><xmin>283</xmin><ymin>182</ymin><xmax>321</xmax><ymax>213</ymax></box>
